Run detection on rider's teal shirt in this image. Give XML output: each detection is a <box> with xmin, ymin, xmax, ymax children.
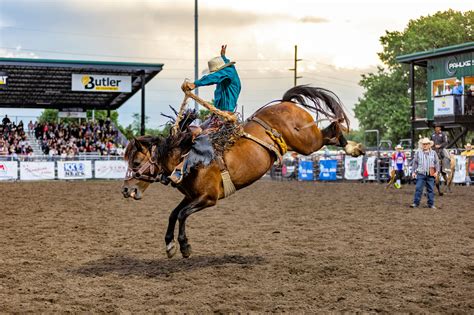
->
<box><xmin>194</xmin><ymin>55</ymin><xmax>241</xmax><ymax>112</ymax></box>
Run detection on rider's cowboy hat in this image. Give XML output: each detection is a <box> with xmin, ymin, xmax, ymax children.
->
<box><xmin>465</xmin><ymin>143</ymin><xmax>472</xmax><ymax>149</ymax></box>
<box><xmin>420</xmin><ymin>137</ymin><xmax>434</xmax><ymax>146</ymax></box>
<box><xmin>206</xmin><ymin>56</ymin><xmax>236</xmax><ymax>73</ymax></box>
<box><xmin>470</xmin><ymin>85</ymin><xmax>474</xmax><ymax>91</ymax></box>
<box><xmin>455</xmin><ymin>79</ymin><xmax>461</xmax><ymax>83</ymax></box>
<box><xmin>395</xmin><ymin>144</ymin><xmax>403</xmax><ymax>150</ymax></box>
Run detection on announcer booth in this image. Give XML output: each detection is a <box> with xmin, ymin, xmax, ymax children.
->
<box><xmin>397</xmin><ymin>42</ymin><xmax>474</xmax><ymax>149</ymax></box>
<box><xmin>0</xmin><ymin>57</ymin><xmax>164</xmax><ymax>135</ymax></box>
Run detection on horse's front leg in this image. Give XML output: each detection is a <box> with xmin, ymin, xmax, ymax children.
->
<box><xmin>165</xmin><ymin>197</ymin><xmax>191</xmax><ymax>258</ymax></box>
<box><xmin>177</xmin><ymin>195</ymin><xmax>216</xmax><ymax>258</ymax></box>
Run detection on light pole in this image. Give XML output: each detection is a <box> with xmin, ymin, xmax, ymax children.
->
<box><xmin>289</xmin><ymin>45</ymin><xmax>302</xmax><ymax>86</ymax></box>
<box><xmin>194</xmin><ymin>0</ymin><xmax>199</xmax><ymax>113</ymax></box>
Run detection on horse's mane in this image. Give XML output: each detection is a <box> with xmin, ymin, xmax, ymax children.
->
<box><xmin>125</xmin><ymin>109</ymin><xmax>198</xmax><ymax>162</ymax></box>
<box><xmin>281</xmin><ymin>85</ymin><xmax>350</xmax><ymax>130</ymax></box>
<box><xmin>156</xmin><ymin>109</ymin><xmax>197</xmax><ymax>159</ymax></box>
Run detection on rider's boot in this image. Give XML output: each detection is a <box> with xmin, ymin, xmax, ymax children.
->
<box><xmin>169</xmin><ymin>153</ymin><xmax>190</xmax><ymax>185</ymax></box>
<box><xmin>395</xmin><ymin>179</ymin><xmax>401</xmax><ymax>189</ymax></box>
<box><xmin>169</xmin><ymin>161</ymin><xmax>185</xmax><ymax>184</ymax></box>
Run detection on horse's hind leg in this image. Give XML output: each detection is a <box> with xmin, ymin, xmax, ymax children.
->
<box><xmin>177</xmin><ymin>196</ymin><xmax>216</xmax><ymax>258</ymax></box>
<box><xmin>165</xmin><ymin>197</ymin><xmax>191</xmax><ymax>258</ymax></box>
<box><xmin>435</xmin><ymin>175</ymin><xmax>444</xmax><ymax>196</ymax></box>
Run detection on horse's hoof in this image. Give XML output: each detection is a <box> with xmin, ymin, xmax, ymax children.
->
<box><xmin>166</xmin><ymin>240</ymin><xmax>177</xmax><ymax>258</ymax></box>
<box><xmin>181</xmin><ymin>244</ymin><xmax>192</xmax><ymax>258</ymax></box>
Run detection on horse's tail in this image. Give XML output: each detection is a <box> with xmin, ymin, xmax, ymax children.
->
<box><xmin>282</xmin><ymin>85</ymin><xmax>350</xmax><ymax>131</ymax></box>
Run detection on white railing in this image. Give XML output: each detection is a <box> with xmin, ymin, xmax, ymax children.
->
<box><xmin>0</xmin><ymin>155</ymin><xmax>126</xmax><ymax>181</ymax></box>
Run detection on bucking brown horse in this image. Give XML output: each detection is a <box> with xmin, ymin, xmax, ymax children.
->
<box><xmin>121</xmin><ymin>86</ymin><xmax>365</xmax><ymax>258</ymax></box>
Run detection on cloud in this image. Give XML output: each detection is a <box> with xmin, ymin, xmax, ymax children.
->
<box><xmin>0</xmin><ymin>47</ymin><xmax>38</xmax><ymax>58</ymax></box>
<box><xmin>299</xmin><ymin>16</ymin><xmax>329</xmax><ymax>24</ymax></box>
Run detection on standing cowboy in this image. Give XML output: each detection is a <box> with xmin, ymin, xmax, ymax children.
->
<box><xmin>391</xmin><ymin>144</ymin><xmax>406</xmax><ymax>189</ymax></box>
<box><xmin>411</xmin><ymin>137</ymin><xmax>440</xmax><ymax>209</ymax></box>
<box><xmin>461</xmin><ymin>143</ymin><xmax>474</xmax><ymax>186</ymax></box>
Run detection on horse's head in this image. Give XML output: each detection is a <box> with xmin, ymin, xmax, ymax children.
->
<box><xmin>121</xmin><ymin>131</ymin><xmax>194</xmax><ymax>200</ymax></box>
<box><xmin>121</xmin><ymin>136</ymin><xmax>165</xmax><ymax>200</ymax></box>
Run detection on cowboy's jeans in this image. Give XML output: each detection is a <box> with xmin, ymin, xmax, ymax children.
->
<box><xmin>413</xmin><ymin>174</ymin><xmax>435</xmax><ymax>207</ymax></box>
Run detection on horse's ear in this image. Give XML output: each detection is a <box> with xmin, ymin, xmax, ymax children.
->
<box><xmin>133</xmin><ymin>137</ymin><xmax>145</xmax><ymax>151</ymax></box>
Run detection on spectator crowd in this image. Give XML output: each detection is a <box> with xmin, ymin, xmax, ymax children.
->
<box><xmin>34</xmin><ymin>118</ymin><xmax>124</xmax><ymax>157</ymax></box>
<box><xmin>0</xmin><ymin>115</ymin><xmax>34</xmax><ymax>157</ymax></box>
<box><xmin>0</xmin><ymin>115</ymin><xmax>125</xmax><ymax>158</ymax></box>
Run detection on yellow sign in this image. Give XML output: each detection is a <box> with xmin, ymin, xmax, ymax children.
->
<box><xmin>71</xmin><ymin>74</ymin><xmax>131</xmax><ymax>93</ymax></box>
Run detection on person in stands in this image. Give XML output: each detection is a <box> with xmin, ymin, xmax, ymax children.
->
<box><xmin>452</xmin><ymin>79</ymin><xmax>464</xmax><ymax>115</ymax></box>
<box><xmin>465</xmin><ymin>85</ymin><xmax>474</xmax><ymax>115</ymax></box>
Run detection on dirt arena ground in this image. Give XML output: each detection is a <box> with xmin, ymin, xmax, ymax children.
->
<box><xmin>0</xmin><ymin>179</ymin><xmax>473</xmax><ymax>313</ymax></box>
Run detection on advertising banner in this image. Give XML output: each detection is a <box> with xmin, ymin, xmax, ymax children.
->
<box><xmin>319</xmin><ymin>159</ymin><xmax>337</xmax><ymax>181</ymax></box>
<box><xmin>0</xmin><ymin>161</ymin><xmax>18</xmax><ymax>180</ymax></box>
<box><xmin>58</xmin><ymin>111</ymin><xmax>87</xmax><ymax>118</ymax></box>
<box><xmin>57</xmin><ymin>161</ymin><xmax>92</xmax><ymax>180</ymax></box>
<box><xmin>72</xmin><ymin>74</ymin><xmax>131</xmax><ymax>93</ymax></box>
<box><xmin>366</xmin><ymin>156</ymin><xmax>376</xmax><ymax>181</ymax></box>
<box><xmin>95</xmin><ymin>160</ymin><xmax>127</xmax><ymax>179</ymax></box>
<box><xmin>344</xmin><ymin>156</ymin><xmax>363</xmax><ymax>180</ymax></box>
<box><xmin>298</xmin><ymin>160</ymin><xmax>314</xmax><ymax>181</ymax></box>
<box><xmin>434</xmin><ymin>95</ymin><xmax>454</xmax><ymax>116</ymax></box>
<box><xmin>20</xmin><ymin>162</ymin><xmax>55</xmax><ymax>180</ymax></box>
<box><xmin>453</xmin><ymin>155</ymin><xmax>467</xmax><ymax>183</ymax></box>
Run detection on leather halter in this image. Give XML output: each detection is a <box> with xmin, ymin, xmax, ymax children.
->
<box><xmin>125</xmin><ymin>145</ymin><xmax>162</xmax><ymax>183</ymax></box>
<box><xmin>243</xmin><ymin>116</ymin><xmax>288</xmax><ymax>164</ymax></box>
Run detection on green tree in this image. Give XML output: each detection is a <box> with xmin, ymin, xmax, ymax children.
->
<box><xmin>38</xmin><ymin>109</ymin><xmax>58</xmax><ymax>123</ymax></box>
<box><xmin>38</xmin><ymin>109</ymin><xmax>120</xmax><ymax>125</ymax></box>
<box><xmin>119</xmin><ymin>113</ymin><xmax>170</xmax><ymax>139</ymax></box>
<box><xmin>86</xmin><ymin>110</ymin><xmax>119</xmax><ymax>125</ymax></box>
<box><xmin>354</xmin><ymin>10</ymin><xmax>474</xmax><ymax>144</ymax></box>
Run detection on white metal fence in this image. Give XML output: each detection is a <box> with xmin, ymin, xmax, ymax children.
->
<box><xmin>0</xmin><ymin>155</ymin><xmax>126</xmax><ymax>181</ymax></box>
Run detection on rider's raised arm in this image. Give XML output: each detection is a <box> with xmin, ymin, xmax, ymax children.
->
<box><xmin>221</xmin><ymin>55</ymin><xmax>230</xmax><ymax>64</ymax></box>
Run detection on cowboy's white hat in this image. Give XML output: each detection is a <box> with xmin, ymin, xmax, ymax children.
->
<box><xmin>455</xmin><ymin>79</ymin><xmax>461</xmax><ymax>83</ymax></box>
<box><xmin>465</xmin><ymin>143</ymin><xmax>472</xmax><ymax>149</ymax></box>
<box><xmin>207</xmin><ymin>56</ymin><xmax>235</xmax><ymax>73</ymax></box>
<box><xmin>395</xmin><ymin>144</ymin><xmax>403</xmax><ymax>150</ymax></box>
<box><xmin>420</xmin><ymin>137</ymin><xmax>433</xmax><ymax>145</ymax></box>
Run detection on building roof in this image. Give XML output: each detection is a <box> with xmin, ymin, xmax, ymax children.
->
<box><xmin>396</xmin><ymin>42</ymin><xmax>474</xmax><ymax>67</ymax></box>
<box><xmin>0</xmin><ymin>57</ymin><xmax>163</xmax><ymax>110</ymax></box>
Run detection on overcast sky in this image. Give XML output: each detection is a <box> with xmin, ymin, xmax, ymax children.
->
<box><xmin>0</xmin><ymin>0</ymin><xmax>472</xmax><ymax>129</ymax></box>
